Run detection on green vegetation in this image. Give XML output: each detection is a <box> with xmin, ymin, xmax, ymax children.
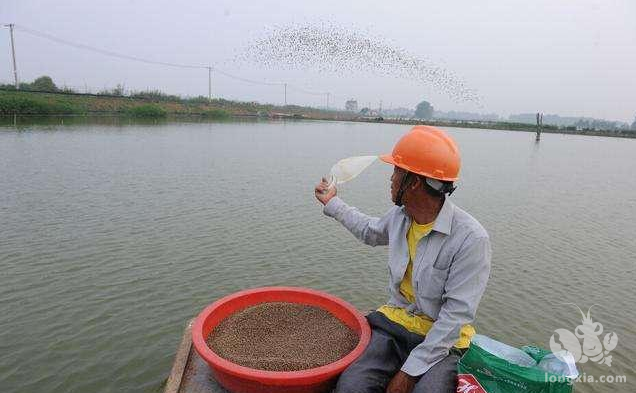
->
<box><xmin>0</xmin><ymin>88</ymin><xmax>343</xmax><ymax>120</ymax></box>
<box><xmin>201</xmin><ymin>108</ymin><xmax>230</xmax><ymax>119</ymax></box>
<box><xmin>98</xmin><ymin>84</ymin><xmax>125</xmax><ymax>96</ymax></box>
<box><xmin>0</xmin><ymin>92</ymin><xmax>83</xmax><ymax>115</ymax></box>
<box><xmin>0</xmin><ymin>76</ymin><xmax>347</xmax><ymax>120</ymax></box>
<box><xmin>125</xmin><ymin>104</ymin><xmax>167</xmax><ymax>118</ymax></box>
<box><xmin>1</xmin><ymin>75</ymin><xmax>63</xmax><ymax>93</ymax></box>
<box><xmin>1</xmin><ymin>75</ymin><xmax>633</xmax><ymax>138</ymax></box>
<box><xmin>129</xmin><ymin>89</ymin><xmax>181</xmax><ymax>102</ymax></box>
<box><xmin>25</xmin><ymin>75</ymin><xmax>58</xmax><ymax>92</ymax></box>
<box><xmin>414</xmin><ymin>100</ymin><xmax>434</xmax><ymax>119</ymax></box>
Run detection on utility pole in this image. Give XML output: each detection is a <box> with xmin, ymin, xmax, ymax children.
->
<box><xmin>536</xmin><ymin>112</ymin><xmax>543</xmax><ymax>141</ymax></box>
<box><xmin>284</xmin><ymin>83</ymin><xmax>287</xmax><ymax>106</ymax></box>
<box><xmin>6</xmin><ymin>24</ymin><xmax>19</xmax><ymax>89</ymax></box>
<box><xmin>207</xmin><ymin>66</ymin><xmax>212</xmax><ymax>103</ymax></box>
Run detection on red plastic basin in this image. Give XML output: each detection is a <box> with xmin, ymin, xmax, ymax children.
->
<box><xmin>192</xmin><ymin>286</ymin><xmax>371</xmax><ymax>393</ymax></box>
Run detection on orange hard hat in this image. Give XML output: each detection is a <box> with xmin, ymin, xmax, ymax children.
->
<box><xmin>379</xmin><ymin>125</ymin><xmax>461</xmax><ymax>181</ymax></box>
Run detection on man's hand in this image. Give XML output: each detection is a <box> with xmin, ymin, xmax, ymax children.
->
<box><xmin>386</xmin><ymin>371</ymin><xmax>417</xmax><ymax>393</ymax></box>
<box><xmin>314</xmin><ymin>177</ymin><xmax>337</xmax><ymax>205</ymax></box>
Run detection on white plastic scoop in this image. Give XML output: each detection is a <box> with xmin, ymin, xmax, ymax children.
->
<box><xmin>326</xmin><ymin>155</ymin><xmax>378</xmax><ymax>189</ymax></box>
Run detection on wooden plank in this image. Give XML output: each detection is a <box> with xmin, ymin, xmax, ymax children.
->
<box><xmin>164</xmin><ymin>319</ymin><xmax>194</xmax><ymax>393</ymax></box>
<box><xmin>165</xmin><ymin>319</ymin><xmax>229</xmax><ymax>393</ymax></box>
<box><xmin>178</xmin><ymin>347</ymin><xmax>229</xmax><ymax>393</ymax></box>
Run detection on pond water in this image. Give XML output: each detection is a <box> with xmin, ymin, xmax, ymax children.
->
<box><xmin>1</xmin><ymin>118</ymin><xmax>634</xmax><ymax>392</ymax></box>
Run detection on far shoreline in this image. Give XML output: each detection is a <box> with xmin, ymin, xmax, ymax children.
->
<box><xmin>1</xmin><ymin>89</ymin><xmax>634</xmax><ymax>139</ymax></box>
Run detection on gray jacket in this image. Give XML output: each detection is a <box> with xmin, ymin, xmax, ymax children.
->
<box><xmin>323</xmin><ymin>196</ymin><xmax>491</xmax><ymax>376</ymax></box>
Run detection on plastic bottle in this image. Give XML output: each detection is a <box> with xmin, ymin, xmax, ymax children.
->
<box><xmin>326</xmin><ymin>155</ymin><xmax>377</xmax><ymax>189</ymax></box>
<box><xmin>471</xmin><ymin>335</ymin><xmax>538</xmax><ymax>368</ymax></box>
<box><xmin>537</xmin><ymin>352</ymin><xmax>579</xmax><ymax>379</ymax></box>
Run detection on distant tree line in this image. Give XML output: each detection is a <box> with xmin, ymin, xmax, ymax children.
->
<box><xmin>358</xmin><ymin>99</ymin><xmax>434</xmax><ymax>119</ymax></box>
<box><xmin>3</xmin><ymin>79</ymin><xmax>635</xmax><ymax>130</ymax></box>
<box><xmin>413</xmin><ymin>100</ymin><xmax>635</xmax><ymax>131</ymax></box>
<box><xmin>414</xmin><ymin>100</ymin><xmax>434</xmax><ymax>119</ymax></box>
<box><xmin>0</xmin><ymin>75</ymin><xmax>75</xmax><ymax>94</ymax></box>
<box><xmin>508</xmin><ymin>112</ymin><xmax>632</xmax><ymax>131</ymax></box>
<box><xmin>0</xmin><ymin>75</ymin><xmax>216</xmax><ymax>105</ymax></box>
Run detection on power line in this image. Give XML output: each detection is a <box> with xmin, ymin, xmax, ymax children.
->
<box><xmin>212</xmin><ymin>67</ymin><xmax>283</xmax><ymax>87</ymax></box>
<box><xmin>14</xmin><ymin>24</ymin><xmax>207</xmax><ymax>70</ymax></box>
<box><xmin>10</xmin><ymin>24</ymin><xmax>335</xmax><ymax>97</ymax></box>
<box><xmin>286</xmin><ymin>84</ymin><xmax>328</xmax><ymax>96</ymax></box>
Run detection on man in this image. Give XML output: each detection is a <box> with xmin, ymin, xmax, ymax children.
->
<box><xmin>314</xmin><ymin>126</ymin><xmax>491</xmax><ymax>393</ymax></box>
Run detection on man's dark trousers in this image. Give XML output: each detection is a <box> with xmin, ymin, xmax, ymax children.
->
<box><xmin>334</xmin><ymin>312</ymin><xmax>465</xmax><ymax>393</ymax></box>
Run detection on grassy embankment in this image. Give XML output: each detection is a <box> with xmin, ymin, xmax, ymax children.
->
<box><xmin>1</xmin><ymin>89</ymin><xmax>634</xmax><ymax>138</ymax></box>
<box><xmin>0</xmin><ymin>89</ymin><xmax>349</xmax><ymax>120</ymax></box>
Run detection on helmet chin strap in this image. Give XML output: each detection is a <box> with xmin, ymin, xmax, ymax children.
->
<box><xmin>425</xmin><ymin>177</ymin><xmax>457</xmax><ymax>196</ymax></box>
<box><xmin>396</xmin><ymin>173</ymin><xmax>456</xmax><ymax>206</ymax></box>
<box><xmin>394</xmin><ymin>172</ymin><xmax>411</xmax><ymax>207</ymax></box>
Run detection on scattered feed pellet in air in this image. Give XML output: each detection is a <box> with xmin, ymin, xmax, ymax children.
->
<box><xmin>240</xmin><ymin>22</ymin><xmax>479</xmax><ymax>104</ymax></box>
<box><xmin>206</xmin><ymin>302</ymin><xmax>359</xmax><ymax>371</ymax></box>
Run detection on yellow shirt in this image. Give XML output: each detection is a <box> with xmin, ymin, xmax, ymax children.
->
<box><xmin>377</xmin><ymin>220</ymin><xmax>475</xmax><ymax>348</ymax></box>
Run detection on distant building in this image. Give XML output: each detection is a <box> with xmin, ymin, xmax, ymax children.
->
<box><xmin>345</xmin><ymin>99</ymin><xmax>358</xmax><ymax>112</ymax></box>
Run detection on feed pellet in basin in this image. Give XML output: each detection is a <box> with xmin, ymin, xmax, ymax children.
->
<box><xmin>207</xmin><ymin>302</ymin><xmax>359</xmax><ymax>371</ymax></box>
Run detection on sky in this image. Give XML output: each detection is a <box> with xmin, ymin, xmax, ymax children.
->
<box><xmin>1</xmin><ymin>0</ymin><xmax>635</xmax><ymax>122</ymax></box>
